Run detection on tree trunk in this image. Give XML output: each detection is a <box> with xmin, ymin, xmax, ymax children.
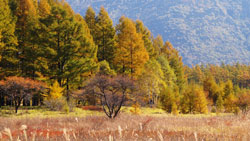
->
<box><xmin>130</xmin><ymin>42</ymin><xmax>133</xmax><ymax>78</ymax></box>
<box><xmin>66</xmin><ymin>78</ymin><xmax>70</xmax><ymax>102</ymax></box>
<box><xmin>102</xmin><ymin>29</ymin><xmax>105</xmax><ymax>61</ymax></box>
<box><xmin>0</xmin><ymin>96</ymin><xmax>4</xmax><ymax>108</ymax></box>
<box><xmin>15</xmin><ymin>105</ymin><xmax>18</xmax><ymax>113</ymax></box>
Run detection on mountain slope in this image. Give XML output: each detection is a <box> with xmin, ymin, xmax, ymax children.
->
<box><xmin>66</xmin><ymin>0</ymin><xmax>250</xmax><ymax>66</ymax></box>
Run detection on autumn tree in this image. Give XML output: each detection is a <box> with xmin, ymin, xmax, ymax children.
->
<box><xmin>158</xmin><ymin>55</ymin><xmax>180</xmax><ymax>114</ymax></box>
<box><xmin>95</xmin><ymin>7</ymin><xmax>116</xmax><ymax>64</ymax></box>
<box><xmin>157</xmin><ymin>55</ymin><xmax>177</xmax><ymax>86</ymax></box>
<box><xmin>136</xmin><ymin>20</ymin><xmax>154</xmax><ymax>58</ymax></box>
<box><xmin>219</xmin><ymin>80</ymin><xmax>237</xmax><ymax>113</ymax></box>
<box><xmin>224</xmin><ymin>93</ymin><xmax>237</xmax><ymax>113</ymax></box>
<box><xmin>83</xmin><ymin>75</ymin><xmax>134</xmax><ymax>119</ymax></box>
<box><xmin>216</xmin><ymin>94</ymin><xmax>224</xmax><ymax>112</ymax></box>
<box><xmin>160</xmin><ymin>85</ymin><xmax>179</xmax><ymax>114</ymax></box>
<box><xmin>1</xmin><ymin>77</ymin><xmax>45</xmax><ymax>113</ymax></box>
<box><xmin>97</xmin><ymin>60</ymin><xmax>116</xmax><ymax>76</ymax></box>
<box><xmin>186</xmin><ymin>63</ymin><xmax>250</xmax><ymax>90</ymax></box>
<box><xmin>203</xmin><ymin>75</ymin><xmax>221</xmax><ymax>105</ymax></box>
<box><xmin>46</xmin><ymin>81</ymin><xmax>64</xmax><ymax>100</ymax></box>
<box><xmin>74</xmin><ymin>13</ymin><xmax>98</xmax><ymax>75</ymax></box>
<box><xmin>194</xmin><ymin>87</ymin><xmax>208</xmax><ymax>114</ymax></box>
<box><xmin>188</xmin><ymin>65</ymin><xmax>204</xmax><ymax>84</ymax></box>
<box><xmin>39</xmin><ymin>2</ymin><xmax>97</xmax><ymax>100</ymax></box>
<box><xmin>181</xmin><ymin>85</ymin><xmax>196</xmax><ymax>114</ymax></box>
<box><xmin>38</xmin><ymin>0</ymin><xmax>51</xmax><ymax>17</ymax></box>
<box><xmin>115</xmin><ymin>16</ymin><xmax>149</xmax><ymax>78</ymax></box>
<box><xmin>138</xmin><ymin>59</ymin><xmax>166</xmax><ymax>106</ymax></box>
<box><xmin>181</xmin><ymin>84</ymin><xmax>208</xmax><ymax>114</ymax></box>
<box><xmin>152</xmin><ymin>35</ymin><xmax>164</xmax><ymax>57</ymax></box>
<box><xmin>15</xmin><ymin>0</ymin><xmax>41</xmax><ymax>78</ymax></box>
<box><xmin>161</xmin><ymin>41</ymin><xmax>186</xmax><ymax>93</ymax></box>
<box><xmin>236</xmin><ymin>89</ymin><xmax>250</xmax><ymax>114</ymax></box>
<box><xmin>84</xmin><ymin>6</ymin><xmax>97</xmax><ymax>42</ymax></box>
<box><xmin>0</xmin><ymin>0</ymin><xmax>18</xmax><ymax>77</ymax></box>
<box><xmin>224</xmin><ymin>80</ymin><xmax>234</xmax><ymax>98</ymax></box>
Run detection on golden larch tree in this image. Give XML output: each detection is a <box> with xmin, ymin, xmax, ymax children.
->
<box><xmin>115</xmin><ymin>16</ymin><xmax>149</xmax><ymax>78</ymax></box>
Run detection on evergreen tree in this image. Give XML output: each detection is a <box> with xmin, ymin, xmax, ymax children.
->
<box><xmin>135</xmin><ymin>20</ymin><xmax>154</xmax><ymax>58</ymax></box>
<box><xmin>138</xmin><ymin>59</ymin><xmax>166</xmax><ymax>106</ymax></box>
<box><xmin>160</xmin><ymin>86</ymin><xmax>178</xmax><ymax>113</ymax></box>
<box><xmin>203</xmin><ymin>75</ymin><xmax>221</xmax><ymax>105</ymax></box>
<box><xmin>181</xmin><ymin>85</ymin><xmax>196</xmax><ymax>114</ymax></box>
<box><xmin>157</xmin><ymin>55</ymin><xmax>177</xmax><ymax>87</ymax></box>
<box><xmin>157</xmin><ymin>55</ymin><xmax>180</xmax><ymax>113</ymax></box>
<box><xmin>181</xmin><ymin>84</ymin><xmax>208</xmax><ymax>114</ymax></box>
<box><xmin>0</xmin><ymin>0</ymin><xmax>18</xmax><ymax>77</ymax></box>
<box><xmin>216</xmin><ymin>94</ymin><xmax>224</xmax><ymax>112</ymax></box>
<box><xmin>194</xmin><ymin>87</ymin><xmax>208</xmax><ymax>114</ymax></box>
<box><xmin>47</xmin><ymin>81</ymin><xmax>64</xmax><ymax>100</ymax></box>
<box><xmin>153</xmin><ymin>35</ymin><xmax>163</xmax><ymax>57</ymax></box>
<box><xmin>84</xmin><ymin>6</ymin><xmax>97</xmax><ymax>42</ymax></box>
<box><xmin>39</xmin><ymin>2</ymin><xmax>97</xmax><ymax>100</ymax></box>
<box><xmin>38</xmin><ymin>0</ymin><xmax>51</xmax><ymax>17</ymax></box>
<box><xmin>95</xmin><ymin>6</ymin><xmax>116</xmax><ymax>64</ymax></box>
<box><xmin>15</xmin><ymin>0</ymin><xmax>41</xmax><ymax>78</ymax></box>
<box><xmin>161</xmin><ymin>41</ymin><xmax>186</xmax><ymax>93</ymax></box>
<box><xmin>189</xmin><ymin>65</ymin><xmax>204</xmax><ymax>84</ymax></box>
<box><xmin>97</xmin><ymin>60</ymin><xmax>116</xmax><ymax>76</ymax></box>
<box><xmin>171</xmin><ymin>102</ymin><xmax>179</xmax><ymax>115</ymax></box>
<box><xmin>115</xmin><ymin>16</ymin><xmax>149</xmax><ymax>78</ymax></box>
<box><xmin>236</xmin><ymin>89</ymin><xmax>250</xmax><ymax>113</ymax></box>
<box><xmin>224</xmin><ymin>80</ymin><xmax>234</xmax><ymax>98</ymax></box>
<box><xmin>74</xmin><ymin>13</ymin><xmax>98</xmax><ymax>74</ymax></box>
<box><xmin>224</xmin><ymin>93</ymin><xmax>237</xmax><ymax>113</ymax></box>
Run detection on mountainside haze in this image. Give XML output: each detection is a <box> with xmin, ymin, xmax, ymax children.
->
<box><xmin>66</xmin><ymin>0</ymin><xmax>250</xmax><ymax>66</ymax></box>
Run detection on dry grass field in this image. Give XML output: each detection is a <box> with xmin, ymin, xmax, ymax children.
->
<box><xmin>0</xmin><ymin>108</ymin><xmax>249</xmax><ymax>141</ymax></box>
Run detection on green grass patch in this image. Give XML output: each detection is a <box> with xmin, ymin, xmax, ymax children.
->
<box><xmin>0</xmin><ymin>106</ymin><xmax>104</xmax><ymax>118</ymax></box>
<box><xmin>0</xmin><ymin>106</ymin><xmax>233</xmax><ymax>118</ymax></box>
<box><xmin>121</xmin><ymin>106</ymin><xmax>166</xmax><ymax>114</ymax></box>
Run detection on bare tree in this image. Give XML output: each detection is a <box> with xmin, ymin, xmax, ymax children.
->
<box><xmin>82</xmin><ymin>75</ymin><xmax>134</xmax><ymax>119</ymax></box>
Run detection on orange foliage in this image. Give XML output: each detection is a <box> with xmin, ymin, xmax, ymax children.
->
<box><xmin>0</xmin><ymin>76</ymin><xmax>46</xmax><ymax>113</ymax></box>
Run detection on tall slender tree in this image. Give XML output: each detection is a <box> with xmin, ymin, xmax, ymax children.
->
<box><xmin>115</xmin><ymin>16</ymin><xmax>149</xmax><ymax>78</ymax></box>
<box><xmin>138</xmin><ymin>59</ymin><xmax>166</xmax><ymax>106</ymax></box>
<box><xmin>0</xmin><ymin>0</ymin><xmax>18</xmax><ymax>77</ymax></box>
<box><xmin>153</xmin><ymin>35</ymin><xmax>164</xmax><ymax>57</ymax></box>
<box><xmin>181</xmin><ymin>84</ymin><xmax>208</xmax><ymax>114</ymax></box>
<box><xmin>38</xmin><ymin>0</ymin><xmax>51</xmax><ymax>17</ymax></box>
<box><xmin>84</xmin><ymin>6</ymin><xmax>97</xmax><ymax>42</ymax></box>
<box><xmin>95</xmin><ymin>6</ymin><xmax>116</xmax><ymax>64</ymax></box>
<box><xmin>15</xmin><ymin>0</ymin><xmax>41</xmax><ymax>78</ymax></box>
<box><xmin>161</xmin><ymin>41</ymin><xmax>186</xmax><ymax>93</ymax></box>
<box><xmin>136</xmin><ymin>20</ymin><xmax>154</xmax><ymax>58</ymax></box>
<box><xmin>39</xmin><ymin>2</ymin><xmax>97</xmax><ymax>100</ymax></box>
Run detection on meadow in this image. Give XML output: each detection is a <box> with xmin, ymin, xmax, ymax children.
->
<box><xmin>0</xmin><ymin>107</ymin><xmax>249</xmax><ymax>141</ymax></box>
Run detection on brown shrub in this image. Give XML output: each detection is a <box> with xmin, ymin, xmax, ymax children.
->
<box><xmin>82</xmin><ymin>106</ymin><xmax>102</xmax><ymax>111</ymax></box>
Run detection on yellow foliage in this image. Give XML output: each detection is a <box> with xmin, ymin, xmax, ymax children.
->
<box><xmin>38</xmin><ymin>0</ymin><xmax>51</xmax><ymax>17</ymax></box>
<box><xmin>130</xmin><ymin>102</ymin><xmax>141</xmax><ymax>115</ymax></box>
<box><xmin>171</xmin><ymin>103</ymin><xmax>179</xmax><ymax>115</ymax></box>
<box><xmin>224</xmin><ymin>93</ymin><xmax>237</xmax><ymax>113</ymax></box>
<box><xmin>45</xmin><ymin>81</ymin><xmax>64</xmax><ymax>100</ymax></box>
<box><xmin>115</xmin><ymin>16</ymin><xmax>149</xmax><ymax>78</ymax></box>
<box><xmin>194</xmin><ymin>88</ymin><xmax>208</xmax><ymax>114</ymax></box>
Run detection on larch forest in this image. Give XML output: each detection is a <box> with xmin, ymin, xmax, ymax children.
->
<box><xmin>0</xmin><ymin>0</ymin><xmax>249</xmax><ymax>140</ymax></box>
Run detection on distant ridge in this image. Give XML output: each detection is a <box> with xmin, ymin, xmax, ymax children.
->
<box><xmin>66</xmin><ymin>0</ymin><xmax>250</xmax><ymax>66</ymax></box>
